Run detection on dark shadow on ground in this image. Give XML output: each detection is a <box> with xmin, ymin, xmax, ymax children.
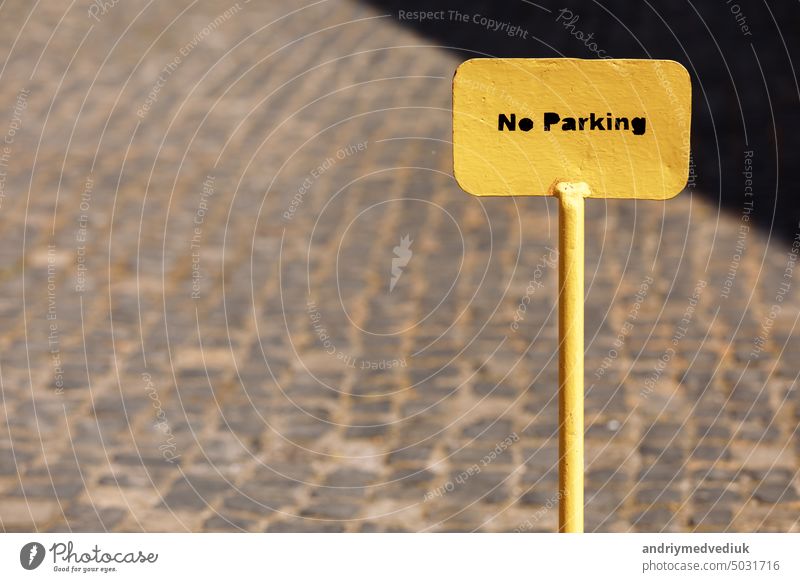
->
<box><xmin>365</xmin><ymin>0</ymin><xmax>800</xmax><ymax>241</ymax></box>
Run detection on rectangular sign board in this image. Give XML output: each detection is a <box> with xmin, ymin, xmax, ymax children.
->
<box><xmin>453</xmin><ymin>58</ymin><xmax>691</xmax><ymax>199</ymax></box>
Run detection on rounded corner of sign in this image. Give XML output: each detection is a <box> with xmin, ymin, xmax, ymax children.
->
<box><xmin>661</xmin><ymin>188</ymin><xmax>685</xmax><ymax>201</ymax></box>
<box><xmin>452</xmin><ymin>169</ymin><xmax>482</xmax><ymax>197</ymax></box>
<box><xmin>661</xmin><ymin>59</ymin><xmax>690</xmax><ymax>74</ymax></box>
<box><xmin>659</xmin><ymin>176</ymin><xmax>691</xmax><ymax>200</ymax></box>
<box><xmin>454</xmin><ymin>59</ymin><xmax>481</xmax><ymax>78</ymax></box>
<box><xmin>661</xmin><ymin>60</ymin><xmax>692</xmax><ymax>86</ymax></box>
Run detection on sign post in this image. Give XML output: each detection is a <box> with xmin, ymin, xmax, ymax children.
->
<box><xmin>452</xmin><ymin>58</ymin><xmax>691</xmax><ymax>532</ymax></box>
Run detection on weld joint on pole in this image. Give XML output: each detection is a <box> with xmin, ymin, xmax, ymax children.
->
<box><xmin>552</xmin><ymin>181</ymin><xmax>592</xmax><ymax>201</ymax></box>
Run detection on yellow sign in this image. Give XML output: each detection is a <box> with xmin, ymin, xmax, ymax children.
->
<box><xmin>453</xmin><ymin>58</ymin><xmax>691</xmax><ymax>199</ymax></box>
<box><xmin>452</xmin><ymin>58</ymin><xmax>693</xmax><ymax>534</ymax></box>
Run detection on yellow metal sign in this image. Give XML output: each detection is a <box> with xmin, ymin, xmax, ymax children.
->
<box><xmin>452</xmin><ymin>58</ymin><xmax>693</xmax><ymax>534</ymax></box>
<box><xmin>453</xmin><ymin>58</ymin><xmax>691</xmax><ymax>199</ymax></box>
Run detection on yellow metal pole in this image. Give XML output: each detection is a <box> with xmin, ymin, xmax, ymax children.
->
<box><xmin>554</xmin><ymin>181</ymin><xmax>588</xmax><ymax>533</ymax></box>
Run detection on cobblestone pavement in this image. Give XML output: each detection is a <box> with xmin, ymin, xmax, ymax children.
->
<box><xmin>0</xmin><ymin>0</ymin><xmax>798</xmax><ymax>533</ymax></box>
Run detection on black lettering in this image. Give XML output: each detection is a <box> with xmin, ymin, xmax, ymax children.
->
<box><xmin>631</xmin><ymin>116</ymin><xmax>646</xmax><ymax>135</ymax></box>
<box><xmin>496</xmin><ymin>111</ymin><xmax>646</xmax><ymax>134</ymax></box>
<box><xmin>543</xmin><ymin>112</ymin><xmax>560</xmax><ymax>131</ymax></box>
<box><xmin>498</xmin><ymin>113</ymin><xmax>516</xmax><ymax>131</ymax></box>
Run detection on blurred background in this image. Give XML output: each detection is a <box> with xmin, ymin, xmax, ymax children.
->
<box><xmin>0</xmin><ymin>0</ymin><xmax>797</xmax><ymax>532</ymax></box>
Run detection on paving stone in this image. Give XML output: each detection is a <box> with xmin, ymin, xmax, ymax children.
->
<box><xmin>753</xmin><ymin>483</ymin><xmax>799</xmax><ymax>504</ymax></box>
<box><xmin>267</xmin><ymin>521</ymin><xmax>346</xmax><ymax>533</ymax></box>
<box><xmin>203</xmin><ymin>515</ymin><xmax>256</xmax><ymax>532</ymax></box>
<box><xmin>325</xmin><ymin>468</ymin><xmax>378</xmax><ymax>488</ymax></box>
<box><xmin>300</xmin><ymin>501</ymin><xmax>361</xmax><ymax>520</ymax></box>
<box><xmin>0</xmin><ymin>498</ymin><xmax>62</xmax><ymax>531</ymax></box>
<box><xmin>690</xmin><ymin>509</ymin><xmax>734</xmax><ymax>530</ymax></box>
<box><xmin>632</xmin><ymin>507</ymin><xmax>683</xmax><ymax>532</ymax></box>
